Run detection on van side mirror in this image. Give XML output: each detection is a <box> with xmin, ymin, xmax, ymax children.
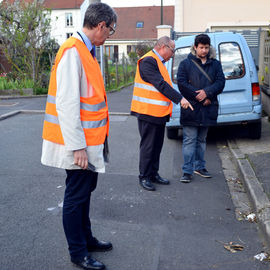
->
<box><xmin>256</xmin><ymin>65</ymin><xmax>259</xmax><ymax>71</ymax></box>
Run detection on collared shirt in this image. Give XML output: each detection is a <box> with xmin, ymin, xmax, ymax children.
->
<box><xmin>77</xmin><ymin>30</ymin><xmax>95</xmax><ymax>57</ymax></box>
<box><xmin>153</xmin><ymin>49</ymin><xmax>165</xmax><ymax>65</ymax></box>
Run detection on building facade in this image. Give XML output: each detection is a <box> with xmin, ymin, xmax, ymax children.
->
<box><xmin>44</xmin><ymin>1</ymin><xmax>174</xmax><ymax>61</ymax></box>
<box><xmin>174</xmin><ymin>0</ymin><xmax>270</xmax><ymax>32</ymax></box>
<box><xmin>105</xmin><ymin>5</ymin><xmax>174</xmax><ymax>61</ymax></box>
<box><xmin>44</xmin><ymin>0</ymin><xmax>85</xmax><ymax>46</ymax></box>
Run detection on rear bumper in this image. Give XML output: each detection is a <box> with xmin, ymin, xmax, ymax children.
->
<box><xmin>166</xmin><ymin>104</ymin><xmax>262</xmax><ymax>128</ymax></box>
<box><xmin>217</xmin><ymin>104</ymin><xmax>262</xmax><ymax>124</ymax></box>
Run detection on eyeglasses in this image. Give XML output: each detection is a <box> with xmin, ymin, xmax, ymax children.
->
<box><xmin>107</xmin><ymin>25</ymin><xmax>115</xmax><ymax>36</ymax></box>
<box><xmin>165</xmin><ymin>44</ymin><xmax>175</xmax><ymax>54</ymax></box>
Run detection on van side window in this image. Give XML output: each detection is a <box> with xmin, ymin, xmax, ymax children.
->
<box><xmin>172</xmin><ymin>47</ymin><xmax>190</xmax><ymax>83</ymax></box>
<box><xmin>219</xmin><ymin>42</ymin><xmax>245</xmax><ymax>79</ymax></box>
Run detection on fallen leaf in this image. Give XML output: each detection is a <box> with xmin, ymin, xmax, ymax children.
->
<box><xmin>223</xmin><ymin>242</ymin><xmax>244</xmax><ymax>253</ymax></box>
<box><xmin>224</xmin><ymin>245</ymin><xmax>237</xmax><ymax>253</ymax></box>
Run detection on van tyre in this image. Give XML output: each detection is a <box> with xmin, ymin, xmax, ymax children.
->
<box><xmin>248</xmin><ymin>120</ymin><xmax>261</xmax><ymax>139</ymax></box>
<box><xmin>166</xmin><ymin>128</ymin><xmax>179</xmax><ymax>139</ymax></box>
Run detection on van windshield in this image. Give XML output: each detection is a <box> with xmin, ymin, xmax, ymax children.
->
<box><xmin>219</xmin><ymin>42</ymin><xmax>245</xmax><ymax>79</ymax></box>
<box><xmin>172</xmin><ymin>47</ymin><xmax>190</xmax><ymax>83</ymax></box>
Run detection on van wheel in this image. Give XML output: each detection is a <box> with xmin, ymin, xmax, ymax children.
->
<box><xmin>166</xmin><ymin>128</ymin><xmax>179</xmax><ymax>139</ymax></box>
<box><xmin>248</xmin><ymin>121</ymin><xmax>261</xmax><ymax>139</ymax></box>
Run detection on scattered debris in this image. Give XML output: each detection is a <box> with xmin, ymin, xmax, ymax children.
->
<box><xmin>57</xmin><ymin>185</ymin><xmax>62</xmax><ymax>189</ymax></box>
<box><xmin>216</xmin><ymin>240</ymin><xmax>244</xmax><ymax>253</ymax></box>
<box><xmin>254</xmin><ymin>252</ymin><xmax>270</xmax><ymax>261</ymax></box>
<box><xmin>224</xmin><ymin>242</ymin><xmax>244</xmax><ymax>253</ymax></box>
<box><xmin>236</xmin><ymin>211</ymin><xmax>257</xmax><ymax>222</ymax></box>
<box><xmin>227</xmin><ymin>177</ymin><xmax>243</xmax><ymax>186</ymax></box>
<box><xmin>58</xmin><ymin>201</ymin><xmax>63</xmax><ymax>208</ymax></box>
<box><xmin>47</xmin><ymin>201</ymin><xmax>63</xmax><ymax>212</ymax></box>
<box><xmin>246</xmin><ymin>213</ymin><xmax>257</xmax><ymax>223</ymax></box>
<box><xmin>236</xmin><ymin>211</ymin><xmax>247</xmax><ymax>221</ymax></box>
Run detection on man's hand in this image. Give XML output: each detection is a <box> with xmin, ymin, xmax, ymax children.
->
<box><xmin>195</xmin><ymin>89</ymin><xmax>207</xmax><ymax>102</ymax></box>
<box><xmin>203</xmin><ymin>98</ymin><xmax>211</xmax><ymax>106</ymax></box>
<box><xmin>74</xmin><ymin>149</ymin><xmax>88</xmax><ymax>170</ymax></box>
<box><xmin>180</xmin><ymin>97</ymin><xmax>194</xmax><ymax>111</ymax></box>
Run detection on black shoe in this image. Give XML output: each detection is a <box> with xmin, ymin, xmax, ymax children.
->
<box><xmin>151</xmin><ymin>174</ymin><xmax>170</xmax><ymax>185</ymax></box>
<box><xmin>87</xmin><ymin>238</ymin><xmax>113</xmax><ymax>252</ymax></box>
<box><xmin>180</xmin><ymin>173</ymin><xmax>192</xmax><ymax>183</ymax></box>
<box><xmin>71</xmin><ymin>255</ymin><xmax>105</xmax><ymax>270</ymax></box>
<box><xmin>194</xmin><ymin>169</ymin><xmax>212</xmax><ymax>178</ymax></box>
<box><xmin>139</xmin><ymin>178</ymin><xmax>155</xmax><ymax>191</ymax></box>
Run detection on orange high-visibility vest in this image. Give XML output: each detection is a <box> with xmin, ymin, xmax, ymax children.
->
<box><xmin>131</xmin><ymin>50</ymin><xmax>173</xmax><ymax>117</ymax></box>
<box><xmin>42</xmin><ymin>37</ymin><xmax>109</xmax><ymax>146</ymax></box>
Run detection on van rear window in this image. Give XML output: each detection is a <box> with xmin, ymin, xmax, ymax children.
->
<box><xmin>172</xmin><ymin>47</ymin><xmax>190</xmax><ymax>84</ymax></box>
<box><xmin>219</xmin><ymin>42</ymin><xmax>245</xmax><ymax>79</ymax></box>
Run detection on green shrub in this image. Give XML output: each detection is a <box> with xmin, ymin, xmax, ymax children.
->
<box><xmin>34</xmin><ymin>86</ymin><xmax>48</xmax><ymax>95</ymax></box>
<box><xmin>0</xmin><ymin>76</ymin><xmax>34</xmax><ymax>90</ymax></box>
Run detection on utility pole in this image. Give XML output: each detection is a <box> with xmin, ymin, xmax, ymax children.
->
<box><xmin>161</xmin><ymin>0</ymin><xmax>163</xmax><ymax>25</ymax></box>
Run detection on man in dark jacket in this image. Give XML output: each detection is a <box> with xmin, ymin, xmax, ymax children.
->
<box><xmin>177</xmin><ymin>34</ymin><xmax>225</xmax><ymax>183</ymax></box>
<box><xmin>131</xmin><ymin>36</ymin><xmax>193</xmax><ymax>191</ymax></box>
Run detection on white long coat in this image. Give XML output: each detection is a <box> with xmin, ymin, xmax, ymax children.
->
<box><xmin>41</xmin><ymin>33</ymin><xmax>106</xmax><ymax>173</ymax></box>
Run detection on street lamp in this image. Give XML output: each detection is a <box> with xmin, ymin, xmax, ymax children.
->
<box><xmin>161</xmin><ymin>0</ymin><xmax>163</xmax><ymax>25</ymax></box>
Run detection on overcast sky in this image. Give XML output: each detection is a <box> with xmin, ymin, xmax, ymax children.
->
<box><xmin>101</xmin><ymin>0</ymin><xmax>175</xmax><ymax>7</ymax></box>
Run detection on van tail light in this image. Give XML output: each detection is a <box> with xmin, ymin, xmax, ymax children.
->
<box><xmin>252</xmin><ymin>83</ymin><xmax>260</xmax><ymax>101</ymax></box>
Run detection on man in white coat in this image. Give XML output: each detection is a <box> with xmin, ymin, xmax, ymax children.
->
<box><xmin>41</xmin><ymin>3</ymin><xmax>117</xmax><ymax>270</ymax></box>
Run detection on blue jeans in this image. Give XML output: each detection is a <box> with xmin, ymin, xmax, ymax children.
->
<box><xmin>182</xmin><ymin>126</ymin><xmax>209</xmax><ymax>175</ymax></box>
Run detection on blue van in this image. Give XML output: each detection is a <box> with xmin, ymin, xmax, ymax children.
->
<box><xmin>166</xmin><ymin>32</ymin><xmax>262</xmax><ymax>139</ymax></box>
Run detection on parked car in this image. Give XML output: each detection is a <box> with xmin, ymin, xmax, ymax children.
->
<box><xmin>166</xmin><ymin>32</ymin><xmax>262</xmax><ymax>139</ymax></box>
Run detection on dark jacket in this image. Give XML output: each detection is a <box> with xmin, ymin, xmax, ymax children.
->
<box><xmin>131</xmin><ymin>54</ymin><xmax>182</xmax><ymax>125</ymax></box>
<box><xmin>177</xmin><ymin>46</ymin><xmax>225</xmax><ymax>126</ymax></box>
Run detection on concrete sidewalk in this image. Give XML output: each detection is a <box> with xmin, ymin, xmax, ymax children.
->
<box><xmin>228</xmin><ymin>116</ymin><xmax>270</xmax><ymax>249</ymax></box>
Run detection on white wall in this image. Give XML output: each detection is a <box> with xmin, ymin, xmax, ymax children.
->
<box><xmin>174</xmin><ymin>0</ymin><xmax>270</xmax><ymax>32</ymax></box>
<box><xmin>50</xmin><ymin>9</ymin><xmax>82</xmax><ymax>45</ymax></box>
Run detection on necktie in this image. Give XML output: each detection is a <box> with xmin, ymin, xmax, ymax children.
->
<box><xmin>90</xmin><ymin>47</ymin><xmax>95</xmax><ymax>58</ymax></box>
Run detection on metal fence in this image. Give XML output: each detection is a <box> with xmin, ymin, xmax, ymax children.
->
<box><xmin>104</xmin><ymin>55</ymin><xmax>136</xmax><ymax>91</ymax></box>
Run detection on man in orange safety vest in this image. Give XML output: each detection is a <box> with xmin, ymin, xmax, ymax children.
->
<box><xmin>131</xmin><ymin>36</ymin><xmax>193</xmax><ymax>191</ymax></box>
<box><xmin>41</xmin><ymin>3</ymin><xmax>117</xmax><ymax>270</ymax></box>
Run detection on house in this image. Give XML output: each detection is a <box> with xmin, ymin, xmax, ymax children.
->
<box><xmin>174</xmin><ymin>0</ymin><xmax>270</xmax><ymax>32</ymax></box>
<box><xmin>44</xmin><ymin>0</ymin><xmax>85</xmax><ymax>46</ymax></box>
<box><xmin>44</xmin><ymin>2</ymin><xmax>174</xmax><ymax>61</ymax></box>
<box><xmin>104</xmin><ymin>5</ymin><xmax>174</xmax><ymax>61</ymax></box>
<box><xmin>1</xmin><ymin>0</ymin><xmax>174</xmax><ymax>62</ymax></box>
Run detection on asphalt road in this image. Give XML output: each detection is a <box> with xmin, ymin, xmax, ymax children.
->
<box><xmin>0</xmin><ymin>87</ymin><xmax>269</xmax><ymax>270</ymax></box>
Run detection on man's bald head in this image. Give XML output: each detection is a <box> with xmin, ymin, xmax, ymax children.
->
<box><xmin>154</xmin><ymin>36</ymin><xmax>175</xmax><ymax>62</ymax></box>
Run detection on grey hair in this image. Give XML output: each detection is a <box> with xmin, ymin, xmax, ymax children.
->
<box><xmin>154</xmin><ymin>36</ymin><xmax>172</xmax><ymax>48</ymax></box>
<box><xmin>83</xmin><ymin>2</ymin><xmax>117</xmax><ymax>28</ymax></box>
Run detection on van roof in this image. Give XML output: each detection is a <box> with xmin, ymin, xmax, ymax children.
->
<box><xmin>175</xmin><ymin>32</ymin><xmax>242</xmax><ymax>46</ymax></box>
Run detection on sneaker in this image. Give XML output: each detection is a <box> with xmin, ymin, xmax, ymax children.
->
<box><xmin>194</xmin><ymin>169</ymin><xmax>212</xmax><ymax>178</ymax></box>
<box><xmin>180</xmin><ymin>173</ymin><xmax>192</xmax><ymax>183</ymax></box>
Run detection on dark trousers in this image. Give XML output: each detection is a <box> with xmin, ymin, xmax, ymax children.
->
<box><xmin>63</xmin><ymin>169</ymin><xmax>98</xmax><ymax>259</ymax></box>
<box><xmin>138</xmin><ymin>119</ymin><xmax>165</xmax><ymax>179</ymax></box>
